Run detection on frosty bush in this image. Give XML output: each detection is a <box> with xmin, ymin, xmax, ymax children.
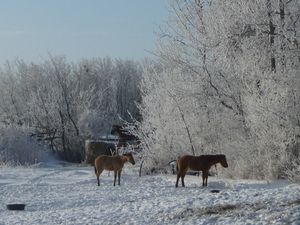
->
<box><xmin>0</xmin><ymin>125</ymin><xmax>50</xmax><ymax>165</ymax></box>
<box><xmin>78</xmin><ymin>109</ymin><xmax>114</xmax><ymax>139</ymax></box>
<box><xmin>0</xmin><ymin>56</ymin><xmax>142</xmax><ymax>162</ymax></box>
<box><xmin>285</xmin><ymin>159</ymin><xmax>300</xmax><ymax>183</ymax></box>
<box><xmin>134</xmin><ymin>0</ymin><xmax>300</xmax><ymax>180</ymax></box>
<box><xmin>283</xmin><ymin>143</ymin><xmax>300</xmax><ymax>183</ymax></box>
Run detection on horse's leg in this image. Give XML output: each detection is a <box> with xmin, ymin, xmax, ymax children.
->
<box><xmin>176</xmin><ymin>172</ymin><xmax>182</xmax><ymax>187</ymax></box>
<box><xmin>181</xmin><ymin>171</ymin><xmax>187</xmax><ymax>187</ymax></box>
<box><xmin>182</xmin><ymin>174</ymin><xmax>186</xmax><ymax>187</ymax></box>
<box><xmin>205</xmin><ymin>171</ymin><xmax>209</xmax><ymax>187</ymax></box>
<box><xmin>175</xmin><ymin>174</ymin><xmax>180</xmax><ymax>187</ymax></box>
<box><xmin>202</xmin><ymin>170</ymin><xmax>208</xmax><ymax>187</ymax></box>
<box><xmin>96</xmin><ymin>168</ymin><xmax>103</xmax><ymax>186</ymax></box>
<box><xmin>113</xmin><ymin>170</ymin><xmax>117</xmax><ymax>186</ymax></box>
<box><xmin>175</xmin><ymin>162</ymin><xmax>180</xmax><ymax>187</ymax></box>
<box><xmin>118</xmin><ymin>170</ymin><xmax>121</xmax><ymax>186</ymax></box>
<box><xmin>96</xmin><ymin>173</ymin><xmax>100</xmax><ymax>186</ymax></box>
<box><xmin>181</xmin><ymin>174</ymin><xmax>185</xmax><ymax>187</ymax></box>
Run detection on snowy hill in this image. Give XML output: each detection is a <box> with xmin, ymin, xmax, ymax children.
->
<box><xmin>1</xmin><ymin>165</ymin><xmax>299</xmax><ymax>225</ymax></box>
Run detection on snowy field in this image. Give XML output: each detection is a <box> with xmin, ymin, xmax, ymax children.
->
<box><xmin>1</xmin><ymin>163</ymin><xmax>300</xmax><ymax>225</ymax></box>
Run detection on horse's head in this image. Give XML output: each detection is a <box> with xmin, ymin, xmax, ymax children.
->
<box><xmin>123</xmin><ymin>153</ymin><xmax>135</xmax><ymax>165</ymax></box>
<box><xmin>219</xmin><ymin>154</ymin><xmax>228</xmax><ymax>168</ymax></box>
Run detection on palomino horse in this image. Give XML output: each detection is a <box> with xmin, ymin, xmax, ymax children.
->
<box><xmin>175</xmin><ymin>154</ymin><xmax>228</xmax><ymax>187</ymax></box>
<box><xmin>111</xmin><ymin>125</ymin><xmax>139</xmax><ymax>149</ymax></box>
<box><xmin>94</xmin><ymin>153</ymin><xmax>135</xmax><ymax>186</ymax></box>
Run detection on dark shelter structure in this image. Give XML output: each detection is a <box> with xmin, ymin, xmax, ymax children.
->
<box><xmin>85</xmin><ymin>140</ymin><xmax>116</xmax><ymax>165</ymax></box>
<box><xmin>111</xmin><ymin>124</ymin><xmax>140</xmax><ymax>149</ymax></box>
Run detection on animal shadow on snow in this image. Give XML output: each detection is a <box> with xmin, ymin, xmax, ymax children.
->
<box><xmin>176</xmin><ymin>180</ymin><xmax>227</xmax><ymax>191</ymax></box>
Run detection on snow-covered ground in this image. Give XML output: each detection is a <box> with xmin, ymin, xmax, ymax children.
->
<box><xmin>1</xmin><ymin>163</ymin><xmax>300</xmax><ymax>225</ymax></box>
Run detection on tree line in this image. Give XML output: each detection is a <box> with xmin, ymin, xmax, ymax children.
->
<box><xmin>0</xmin><ymin>56</ymin><xmax>142</xmax><ymax>163</ymax></box>
<box><xmin>133</xmin><ymin>0</ymin><xmax>300</xmax><ymax>181</ymax></box>
<box><xmin>0</xmin><ymin>0</ymin><xmax>299</xmax><ymax>182</ymax></box>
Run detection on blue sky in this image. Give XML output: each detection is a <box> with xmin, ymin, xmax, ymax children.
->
<box><xmin>0</xmin><ymin>0</ymin><xmax>168</xmax><ymax>64</ymax></box>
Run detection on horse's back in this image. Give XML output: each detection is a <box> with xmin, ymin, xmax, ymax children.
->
<box><xmin>95</xmin><ymin>155</ymin><xmax>122</xmax><ymax>171</ymax></box>
<box><xmin>178</xmin><ymin>155</ymin><xmax>207</xmax><ymax>171</ymax></box>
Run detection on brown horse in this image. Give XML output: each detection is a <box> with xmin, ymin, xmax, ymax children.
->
<box><xmin>94</xmin><ymin>153</ymin><xmax>135</xmax><ymax>186</ymax></box>
<box><xmin>175</xmin><ymin>154</ymin><xmax>228</xmax><ymax>187</ymax></box>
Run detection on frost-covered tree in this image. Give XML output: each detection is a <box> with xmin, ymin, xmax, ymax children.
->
<box><xmin>0</xmin><ymin>125</ymin><xmax>51</xmax><ymax>166</ymax></box>
<box><xmin>0</xmin><ymin>56</ymin><xmax>142</xmax><ymax>163</ymax></box>
<box><xmin>136</xmin><ymin>0</ymin><xmax>300</xmax><ymax>179</ymax></box>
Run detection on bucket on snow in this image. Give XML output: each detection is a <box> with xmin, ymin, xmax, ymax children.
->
<box><xmin>6</xmin><ymin>204</ymin><xmax>26</xmax><ymax>211</ymax></box>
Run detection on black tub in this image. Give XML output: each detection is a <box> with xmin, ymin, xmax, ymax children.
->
<box><xmin>6</xmin><ymin>204</ymin><xmax>26</xmax><ymax>211</ymax></box>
